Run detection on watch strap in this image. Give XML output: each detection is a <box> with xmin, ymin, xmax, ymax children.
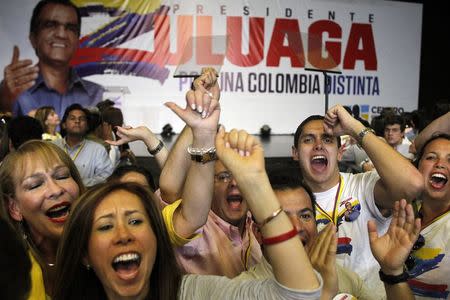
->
<box><xmin>379</xmin><ymin>269</ymin><xmax>409</xmax><ymax>285</ymax></box>
<box><xmin>357</xmin><ymin>127</ymin><xmax>375</xmax><ymax>146</ymax></box>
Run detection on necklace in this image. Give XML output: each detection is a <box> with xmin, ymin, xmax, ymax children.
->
<box><xmin>315</xmin><ymin>176</ymin><xmax>343</xmax><ymax>225</ymax></box>
<box><xmin>64</xmin><ymin>139</ymin><xmax>86</xmax><ymax>162</ymax></box>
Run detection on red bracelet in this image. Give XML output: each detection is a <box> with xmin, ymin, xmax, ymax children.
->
<box><xmin>262</xmin><ymin>228</ymin><xmax>298</xmax><ymax>246</ymax></box>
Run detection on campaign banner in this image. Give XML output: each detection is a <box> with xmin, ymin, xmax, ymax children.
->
<box><xmin>0</xmin><ymin>0</ymin><xmax>423</xmax><ymax>134</ymax></box>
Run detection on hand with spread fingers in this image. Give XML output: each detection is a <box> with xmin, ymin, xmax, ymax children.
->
<box><xmin>105</xmin><ymin>125</ymin><xmax>168</xmax><ymax>168</ymax></box>
<box><xmin>165</xmin><ymin>93</ymin><xmax>220</xmax><ymax>146</ymax></box>
<box><xmin>368</xmin><ymin>199</ymin><xmax>421</xmax><ymax>276</ymax></box>
<box><xmin>106</xmin><ymin>126</ymin><xmax>160</xmax><ymax>149</ymax></box>
<box><xmin>308</xmin><ymin>223</ymin><xmax>338</xmax><ymax>299</ymax></box>
<box><xmin>1</xmin><ymin>46</ymin><xmax>39</xmax><ymax>110</ymax></box>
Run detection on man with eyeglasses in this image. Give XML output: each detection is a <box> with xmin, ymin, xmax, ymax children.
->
<box><xmin>54</xmin><ymin>103</ymin><xmax>112</xmax><ymax>187</ymax></box>
<box><xmin>0</xmin><ymin>0</ymin><xmax>104</xmax><ymax>118</ymax></box>
<box><xmin>156</xmin><ymin>69</ymin><xmax>263</xmax><ymax>278</ymax></box>
<box><xmin>174</xmin><ymin>158</ymin><xmax>263</xmax><ymax>278</ymax></box>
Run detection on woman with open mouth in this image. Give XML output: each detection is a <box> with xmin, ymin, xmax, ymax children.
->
<box><xmin>53</xmin><ymin>128</ymin><xmax>322</xmax><ymax>300</ymax></box>
<box><xmin>407</xmin><ymin>133</ymin><xmax>450</xmax><ymax>298</ymax></box>
<box><xmin>0</xmin><ymin>140</ymin><xmax>84</xmax><ymax>298</ymax></box>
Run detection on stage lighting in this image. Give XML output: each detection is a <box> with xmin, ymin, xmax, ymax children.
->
<box><xmin>260</xmin><ymin>124</ymin><xmax>271</xmax><ymax>139</ymax></box>
<box><xmin>161</xmin><ymin>123</ymin><xmax>175</xmax><ymax>139</ymax></box>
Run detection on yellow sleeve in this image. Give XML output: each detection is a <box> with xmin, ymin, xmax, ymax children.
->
<box><xmin>28</xmin><ymin>251</ymin><xmax>47</xmax><ymax>300</ymax></box>
<box><xmin>162</xmin><ymin>199</ymin><xmax>201</xmax><ymax>247</ymax></box>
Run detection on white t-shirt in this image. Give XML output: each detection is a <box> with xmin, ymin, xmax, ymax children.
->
<box><xmin>408</xmin><ymin>209</ymin><xmax>450</xmax><ymax>299</ymax></box>
<box><xmin>396</xmin><ymin>137</ymin><xmax>414</xmax><ymax>160</ymax></box>
<box><xmin>314</xmin><ymin>171</ymin><xmax>390</xmax><ymax>297</ymax></box>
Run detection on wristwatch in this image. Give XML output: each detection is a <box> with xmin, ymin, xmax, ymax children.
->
<box><xmin>147</xmin><ymin>140</ymin><xmax>164</xmax><ymax>156</ymax></box>
<box><xmin>357</xmin><ymin>127</ymin><xmax>375</xmax><ymax>146</ymax></box>
<box><xmin>187</xmin><ymin>145</ymin><xmax>217</xmax><ymax>164</ymax></box>
<box><xmin>379</xmin><ymin>269</ymin><xmax>409</xmax><ymax>285</ymax></box>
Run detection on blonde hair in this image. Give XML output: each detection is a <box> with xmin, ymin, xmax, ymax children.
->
<box><xmin>34</xmin><ymin>106</ymin><xmax>56</xmax><ymax>133</ymax></box>
<box><xmin>0</xmin><ymin>140</ymin><xmax>85</xmax><ymax>280</ymax></box>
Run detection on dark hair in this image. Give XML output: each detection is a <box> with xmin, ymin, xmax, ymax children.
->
<box><xmin>370</xmin><ymin>115</ymin><xmax>385</xmax><ymax>137</ymax></box>
<box><xmin>30</xmin><ymin>0</ymin><xmax>81</xmax><ymax>36</ymax></box>
<box><xmin>383</xmin><ymin>114</ymin><xmax>406</xmax><ymax>132</ymax></box>
<box><xmin>414</xmin><ymin>133</ymin><xmax>450</xmax><ymax>167</ymax></box>
<box><xmin>96</xmin><ymin>99</ymin><xmax>115</xmax><ymax>113</ymax></box>
<box><xmin>0</xmin><ymin>121</ymin><xmax>9</xmax><ymax>161</ymax></box>
<box><xmin>268</xmin><ymin>169</ymin><xmax>316</xmax><ymax>218</ymax></box>
<box><xmin>61</xmin><ymin>103</ymin><xmax>89</xmax><ymax>136</ymax></box>
<box><xmin>109</xmin><ymin>164</ymin><xmax>156</xmax><ymax>191</ymax></box>
<box><xmin>85</xmin><ymin>106</ymin><xmax>102</xmax><ymax>134</ymax></box>
<box><xmin>7</xmin><ymin>116</ymin><xmax>44</xmax><ymax>149</ymax></box>
<box><xmin>53</xmin><ymin>182</ymin><xmax>182</xmax><ymax>300</ymax></box>
<box><xmin>0</xmin><ymin>218</ymin><xmax>31</xmax><ymax>300</ymax></box>
<box><xmin>101</xmin><ymin>107</ymin><xmax>123</xmax><ymax>128</ymax></box>
<box><xmin>293</xmin><ymin>115</ymin><xmax>340</xmax><ymax>149</ymax></box>
<box><xmin>61</xmin><ymin>103</ymin><xmax>88</xmax><ymax>124</ymax></box>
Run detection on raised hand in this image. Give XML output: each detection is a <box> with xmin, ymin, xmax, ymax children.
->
<box><xmin>193</xmin><ymin>67</ymin><xmax>220</xmax><ymax>100</ymax></box>
<box><xmin>106</xmin><ymin>126</ymin><xmax>158</xmax><ymax>147</ymax></box>
<box><xmin>165</xmin><ymin>72</ymin><xmax>220</xmax><ymax>144</ymax></box>
<box><xmin>2</xmin><ymin>46</ymin><xmax>39</xmax><ymax>106</ymax></box>
<box><xmin>215</xmin><ymin>127</ymin><xmax>265</xmax><ymax>181</ymax></box>
<box><xmin>368</xmin><ymin>199</ymin><xmax>421</xmax><ymax>275</ymax></box>
<box><xmin>185</xmin><ymin>67</ymin><xmax>220</xmax><ymax>119</ymax></box>
<box><xmin>323</xmin><ymin>104</ymin><xmax>363</xmax><ymax>137</ymax></box>
<box><xmin>308</xmin><ymin>223</ymin><xmax>338</xmax><ymax>299</ymax></box>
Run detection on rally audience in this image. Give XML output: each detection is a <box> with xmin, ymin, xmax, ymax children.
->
<box><xmin>159</xmin><ymin>69</ymin><xmax>263</xmax><ymax>277</ymax></box>
<box><xmin>0</xmin><ymin>18</ymin><xmax>447</xmax><ymax>297</ymax></box>
<box><xmin>291</xmin><ymin>106</ymin><xmax>423</xmax><ymax>297</ymax></box>
<box><xmin>53</xmin><ymin>127</ymin><xmax>322</xmax><ymax>299</ymax></box>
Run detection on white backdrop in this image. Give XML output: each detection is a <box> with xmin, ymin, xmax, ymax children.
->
<box><xmin>0</xmin><ymin>0</ymin><xmax>423</xmax><ymax>134</ymax></box>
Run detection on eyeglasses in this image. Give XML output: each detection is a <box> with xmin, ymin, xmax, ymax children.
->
<box><xmin>405</xmin><ymin>234</ymin><xmax>425</xmax><ymax>271</ymax></box>
<box><xmin>214</xmin><ymin>171</ymin><xmax>233</xmax><ymax>183</ymax></box>
<box><xmin>285</xmin><ymin>209</ymin><xmax>315</xmax><ymax>224</ymax></box>
<box><xmin>39</xmin><ymin>20</ymin><xmax>80</xmax><ymax>35</ymax></box>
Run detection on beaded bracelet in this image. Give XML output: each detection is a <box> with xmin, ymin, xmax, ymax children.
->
<box><xmin>262</xmin><ymin>227</ymin><xmax>298</xmax><ymax>246</ymax></box>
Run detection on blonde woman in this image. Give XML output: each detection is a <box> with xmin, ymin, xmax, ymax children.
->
<box><xmin>34</xmin><ymin>106</ymin><xmax>61</xmax><ymax>141</ymax></box>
